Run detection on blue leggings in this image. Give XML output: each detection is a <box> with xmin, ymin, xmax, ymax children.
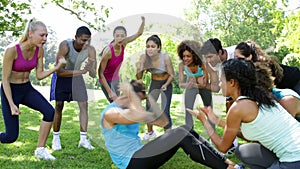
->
<box><xmin>0</xmin><ymin>82</ymin><xmax>54</xmax><ymax>143</ymax></box>
<box><xmin>146</xmin><ymin>79</ymin><xmax>173</xmax><ymax>130</ymax></box>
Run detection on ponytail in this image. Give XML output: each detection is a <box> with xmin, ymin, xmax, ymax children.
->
<box><xmin>19</xmin><ymin>18</ymin><xmax>46</xmax><ymax>43</ymax></box>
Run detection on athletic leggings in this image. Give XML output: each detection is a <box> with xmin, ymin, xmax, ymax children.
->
<box><xmin>127</xmin><ymin>125</ymin><xmax>228</xmax><ymax>169</ymax></box>
<box><xmin>100</xmin><ymin>80</ymin><xmax>120</xmax><ymax>103</ymax></box>
<box><xmin>235</xmin><ymin>143</ymin><xmax>300</xmax><ymax>169</ymax></box>
<box><xmin>146</xmin><ymin>79</ymin><xmax>173</xmax><ymax>130</ymax></box>
<box><xmin>0</xmin><ymin>82</ymin><xmax>55</xmax><ymax>143</ymax></box>
<box><xmin>184</xmin><ymin>88</ymin><xmax>214</xmax><ymax>129</ymax></box>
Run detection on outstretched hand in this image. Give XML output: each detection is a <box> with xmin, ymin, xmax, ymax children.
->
<box><xmin>186</xmin><ymin>107</ymin><xmax>207</xmax><ymax>122</ymax></box>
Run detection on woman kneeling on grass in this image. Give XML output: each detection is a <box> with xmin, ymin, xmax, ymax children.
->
<box><xmin>100</xmin><ymin>80</ymin><xmax>242</xmax><ymax>169</ymax></box>
<box><xmin>188</xmin><ymin>58</ymin><xmax>300</xmax><ymax>169</ymax></box>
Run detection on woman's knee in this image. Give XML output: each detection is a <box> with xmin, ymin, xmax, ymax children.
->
<box><xmin>1</xmin><ymin>132</ymin><xmax>19</xmax><ymax>143</ymax></box>
<box><xmin>42</xmin><ymin>107</ymin><xmax>55</xmax><ymax>122</ymax></box>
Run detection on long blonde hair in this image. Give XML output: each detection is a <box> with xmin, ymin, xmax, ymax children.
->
<box><xmin>19</xmin><ymin>18</ymin><xmax>46</xmax><ymax>43</ymax></box>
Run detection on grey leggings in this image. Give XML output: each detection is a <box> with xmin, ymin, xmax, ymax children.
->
<box><xmin>235</xmin><ymin>143</ymin><xmax>300</xmax><ymax>169</ymax></box>
<box><xmin>184</xmin><ymin>88</ymin><xmax>213</xmax><ymax>128</ymax></box>
<box><xmin>146</xmin><ymin>79</ymin><xmax>173</xmax><ymax>130</ymax></box>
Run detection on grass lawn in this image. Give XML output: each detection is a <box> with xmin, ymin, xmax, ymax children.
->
<box><xmin>0</xmin><ymin>96</ymin><xmax>246</xmax><ymax>169</ymax></box>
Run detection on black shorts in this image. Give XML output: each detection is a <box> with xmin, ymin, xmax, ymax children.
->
<box><xmin>55</xmin><ymin>75</ymin><xmax>87</xmax><ymax>102</ymax></box>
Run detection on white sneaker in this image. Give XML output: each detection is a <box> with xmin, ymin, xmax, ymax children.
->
<box><xmin>34</xmin><ymin>147</ymin><xmax>56</xmax><ymax>160</ymax></box>
<box><xmin>143</xmin><ymin>131</ymin><xmax>156</xmax><ymax>141</ymax></box>
<box><xmin>52</xmin><ymin>137</ymin><xmax>62</xmax><ymax>151</ymax></box>
<box><xmin>78</xmin><ymin>139</ymin><xmax>95</xmax><ymax>150</ymax></box>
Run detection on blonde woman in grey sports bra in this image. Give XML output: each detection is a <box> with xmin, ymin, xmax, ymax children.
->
<box><xmin>136</xmin><ymin>35</ymin><xmax>175</xmax><ymax>140</ymax></box>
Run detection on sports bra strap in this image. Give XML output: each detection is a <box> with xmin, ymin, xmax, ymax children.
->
<box><xmin>236</xmin><ymin>96</ymin><xmax>250</xmax><ymax>100</ymax></box>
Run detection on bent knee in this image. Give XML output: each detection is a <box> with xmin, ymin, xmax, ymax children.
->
<box><xmin>1</xmin><ymin>133</ymin><xmax>19</xmax><ymax>143</ymax></box>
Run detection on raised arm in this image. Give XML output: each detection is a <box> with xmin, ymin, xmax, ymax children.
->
<box><xmin>124</xmin><ymin>16</ymin><xmax>145</xmax><ymax>45</ymax></box>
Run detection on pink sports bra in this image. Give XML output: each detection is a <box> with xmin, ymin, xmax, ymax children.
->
<box><xmin>12</xmin><ymin>44</ymin><xmax>39</xmax><ymax>72</ymax></box>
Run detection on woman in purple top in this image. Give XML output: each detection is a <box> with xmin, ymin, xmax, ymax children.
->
<box><xmin>98</xmin><ymin>16</ymin><xmax>145</xmax><ymax>103</ymax></box>
<box><xmin>0</xmin><ymin>18</ymin><xmax>66</xmax><ymax>160</ymax></box>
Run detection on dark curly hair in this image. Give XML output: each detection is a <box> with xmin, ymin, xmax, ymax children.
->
<box><xmin>222</xmin><ymin>58</ymin><xmax>275</xmax><ymax>107</ymax></box>
<box><xmin>254</xmin><ymin>62</ymin><xmax>274</xmax><ymax>91</ymax></box>
<box><xmin>177</xmin><ymin>40</ymin><xmax>204</xmax><ymax>66</ymax></box>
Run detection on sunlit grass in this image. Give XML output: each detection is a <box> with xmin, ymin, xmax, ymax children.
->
<box><xmin>0</xmin><ymin>96</ymin><xmax>246</xmax><ymax>169</ymax></box>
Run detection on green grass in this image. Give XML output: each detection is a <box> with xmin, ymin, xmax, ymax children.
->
<box><xmin>0</xmin><ymin>98</ymin><xmax>245</xmax><ymax>169</ymax></box>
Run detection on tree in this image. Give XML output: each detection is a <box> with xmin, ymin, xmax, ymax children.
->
<box><xmin>44</xmin><ymin>0</ymin><xmax>111</xmax><ymax>32</ymax></box>
<box><xmin>184</xmin><ymin>0</ymin><xmax>287</xmax><ymax>49</ymax></box>
<box><xmin>0</xmin><ymin>0</ymin><xmax>111</xmax><ymax>36</ymax></box>
<box><xmin>0</xmin><ymin>0</ymin><xmax>31</xmax><ymax>36</ymax></box>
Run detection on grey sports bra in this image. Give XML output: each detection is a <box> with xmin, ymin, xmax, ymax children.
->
<box><xmin>149</xmin><ymin>54</ymin><xmax>167</xmax><ymax>74</ymax></box>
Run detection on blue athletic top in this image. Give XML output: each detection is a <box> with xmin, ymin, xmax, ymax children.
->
<box><xmin>100</xmin><ymin>102</ymin><xmax>143</xmax><ymax>169</ymax></box>
<box><xmin>239</xmin><ymin>96</ymin><xmax>300</xmax><ymax>162</ymax></box>
<box><xmin>184</xmin><ymin>65</ymin><xmax>204</xmax><ymax>77</ymax></box>
<box><xmin>272</xmin><ymin>88</ymin><xmax>300</xmax><ymax>100</ymax></box>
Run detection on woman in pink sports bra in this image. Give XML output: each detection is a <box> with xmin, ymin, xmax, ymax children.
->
<box><xmin>98</xmin><ymin>16</ymin><xmax>145</xmax><ymax>103</ymax></box>
<box><xmin>0</xmin><ymin>18</ymin><xmax>66</xmax><ymax>160</ymax></box>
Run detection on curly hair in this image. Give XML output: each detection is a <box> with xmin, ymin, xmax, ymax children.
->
<box><xmin>256</xmin><ymin>57</ymin><xmax>284</xmax><ymax>85</ymax></box>
<box><xmin>222</xmin><ymin>58</ymin><xmax>275</xmax><ymax>107</ymax></box>
<box><xmin>254</xmin><ymin>62</ymin><xmax>274</xmax><ymax>91</ymax></box>
<box><xmin>177</xmin><ymin>40</ymin><xmax>204</xmax><ymax>66</ymax></box>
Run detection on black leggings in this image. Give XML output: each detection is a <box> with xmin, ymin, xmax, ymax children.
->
<box><xmin>127</xmin><ymin>126</ymin><xmax>228</xmax><ymax>169</ymax></box>
<box><xmin>146</xmin><ymin>79</ymin><xmax>173</xmax><ymax>130</ymax></box>
<box><xmin>0</xmin><ymin>82</ymin><xmax>54</xmax><ymax>143</ymax></box>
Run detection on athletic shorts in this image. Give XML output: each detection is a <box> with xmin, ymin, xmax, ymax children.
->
<box><xmin>55</xmin><ymin>75</ymin><xmax>87</xmax><ymax>102</ymax></box>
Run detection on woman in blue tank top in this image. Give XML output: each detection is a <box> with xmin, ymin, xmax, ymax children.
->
<box><xmin>100</xmin><ymin>80</ymin><xmax>241</xmax><ymax>169</ymax></box>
